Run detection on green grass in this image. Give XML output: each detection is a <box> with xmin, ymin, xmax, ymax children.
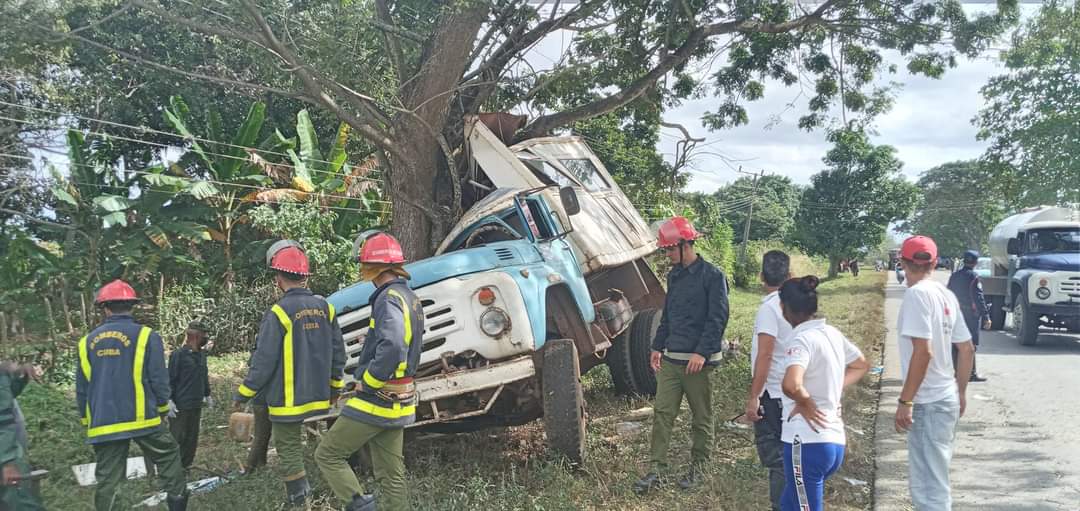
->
<box><xmin>23</xmin><ymin>270</ymin><xmax>886</xmax><ymax>510</ymax></box>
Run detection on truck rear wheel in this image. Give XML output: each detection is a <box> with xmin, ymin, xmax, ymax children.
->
<box><xmin>543</xmin><ymin>339</ymin><xmax>586</xmax><ymax>464</ymax></box>
<box><xmin>988</xmin><ymin>295</ymin><xmax>1006</xmax><ymax>331</ymax></box>
<box><xmin>605</xmin><ymin>309</ymin><xmax>662</xmax><ymax>396</ymax></box>
<box><xmin>1013</xmin><ymin>294</ymin><xmax>1039</xmax><ymax>346</ymax></box>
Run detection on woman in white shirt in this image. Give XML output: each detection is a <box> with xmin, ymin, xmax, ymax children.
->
<box><xmin>779</xmin><ymin>276</ymin><xmax>870</xmax><ymax>511</ymax></box>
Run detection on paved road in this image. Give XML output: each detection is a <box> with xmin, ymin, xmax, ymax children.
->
<box><xmin>874</xmin><ymin>272</ymin><xmax>1080</xmax><ymax>511</ymax></box>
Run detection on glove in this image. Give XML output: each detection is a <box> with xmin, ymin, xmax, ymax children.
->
<box><xmin>203</xmin><ymin>396</ymin><xmax>214</xmax><ymax>408</ymax></box>
<box><xmin>167</xmin><ymin>400</ymin><xmax>178</xmax><ymax>418</ymax></box>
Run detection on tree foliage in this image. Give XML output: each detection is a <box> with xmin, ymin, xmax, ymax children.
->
<box><xmin>4</xmin><ymin>0</ymin><xmax>1020</xmax><ymax>258</ymax></box>
<box><xmin>900</xmin><ymin>160</ymin><xmax>1008</xmax><ymax>256</ymax></box>
<box><xmin>975</xmin><ymin>1</ymin><xmax>1080</xmax><ymax>205</ymax></box>
<box><xmin>714</xmin><ymin>174</ymin><xmax>801</xmax><ymax>243</ymax></box>
<box><xmin>793</xmin><ymin>128</ymin><xmax>918</xmax><ymax>277</ymax></box>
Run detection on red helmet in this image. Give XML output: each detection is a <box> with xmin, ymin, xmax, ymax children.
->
<box><xmin>266</xmin><ymin>239</ymin><xmax>311</xmax><ymax>276</ymax></box>
<box><xmin>354</xmin><ymin>230</ymin><xmax>405</xmax><ymax>264</ymax></box>
<box><xmin>656</xmin><ymin>217</ymin><xmax>702</xmax><ymax>248</ymax></box>
<box><xmin>95</xmin><ymin>279</ymin><xmax>138</xmax><ymax>304</ymax></box>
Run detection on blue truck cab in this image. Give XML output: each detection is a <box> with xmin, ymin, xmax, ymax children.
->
<box><xmin>324</xmin><ymin>117</ymin><xmax>668</xmax><ymax>462</ymax></box>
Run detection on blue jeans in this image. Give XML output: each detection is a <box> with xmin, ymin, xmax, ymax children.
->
<box><xmin>908</xmin><ymin>392</ymin><xmax>960</xmax><ymax>510</ymax></box>
<box><xmin>781</xmin><ymin>439</ymin><xmax>845</xmax><ymax>511</ymax></box>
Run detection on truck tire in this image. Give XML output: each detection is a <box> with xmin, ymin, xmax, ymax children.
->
<box><xmin>542</xmin><ymin>339</ymin><xmax>586</xmax><ymax>464</ymax></box>
<box><xmin>988</xmin><ymin>295</ymin><xmax>1006</xmax><ymax>331</ymax></box>
<box><xmin>605</xmin><ymin>328</ymin><xmax>636</xmax><ymax>395</ymax></box>
<box><xmin>1013</xmin><ymin>294</ymin><xmax>1040</xmax><ymax>346</ymax></box>
<box><xmin>627</xmin><ymin>309</ymin><xmax>662</xmax><ymax>396</ymax></box>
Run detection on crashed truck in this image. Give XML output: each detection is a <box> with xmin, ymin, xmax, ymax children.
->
<box><xmin>982</xmin><ymin>206</ymin><xmax>1080</xmax><ymax>346</ymax></box>
<box><xmin>324</xmin><ymin>115</ymin><xmax>668</xmax><ymax>462</ymax></box>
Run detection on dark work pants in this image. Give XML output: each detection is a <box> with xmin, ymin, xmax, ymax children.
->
<box><xmin>169</xmin><ymin>407</ymin><xmax>202</xmax><ymax>469</ymax></box>
<box><xmin>754</xmin><ymin>391</ymin><xmax>785</xmax><ymax>511</ymax></box>
<box><xmin>245</xmin><ymin>403</ymin><xmax>273</xmax><ymax>472</ymax></box>
<box><xmin>952</xmin><ymin>314</ymin><xmax>980</xmax><ymax>375</ymax></box>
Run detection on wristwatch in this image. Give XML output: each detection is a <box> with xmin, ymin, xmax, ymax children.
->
<box><xmin>898</xmin><ymin>398</ymin><xmax>914</xmax><ymax>407</ymax></box>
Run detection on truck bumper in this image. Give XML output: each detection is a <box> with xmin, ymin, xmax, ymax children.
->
<box><xmin>1030</xmin><ymin>304</ymin><xmax>1080</xmax><ymax>318</ymax></box>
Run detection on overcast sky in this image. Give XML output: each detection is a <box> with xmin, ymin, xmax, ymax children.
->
<box><xmin>526</xmin><ymin>3</ymin><xmax>1037</xmax><ymax>194</ymax></box>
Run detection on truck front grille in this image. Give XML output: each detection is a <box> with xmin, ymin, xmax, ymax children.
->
<box><xmin>1060</xmin><ymin>277</ymin><xmax>1080</xmax><ymax>298</ymax></box>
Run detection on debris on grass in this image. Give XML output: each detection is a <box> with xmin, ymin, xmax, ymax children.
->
<box><xmin>72</xmin><ymin>457</ymin><xmax>148</xmax><ymax>486</ymax></box>
<box><xmin>135</xmin><ymin>476</ymin><xmax>227</xmax><ymax>507</ymax></box>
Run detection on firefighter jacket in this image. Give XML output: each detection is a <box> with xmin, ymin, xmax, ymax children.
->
<box><xmin>652</xmin><ymin>257</ymin><xmax>730</xmax><ymax>366</ymax></box>
<box><xmin>0</xmin><ymin>371</ymin><xmax>29</xmax><ymax>466</ymax></box>
<box><xmin>235</xmin><ymin>288</ymin><xmax>346</xmax><ymax>423</ymax></box>
<box><xmin>76</xmin><ymin>315</ymin><xmax>171</xmax><ymax>444</ymax></box>
<box><xmin>947</xmin><ymin>267</ymin><xmax>990</xmax><ymax>322</ymax></box>
<box><xmin>341</xmin><ymin>278</ymin><xmax>424</xmax><ymax>428</ymax></box>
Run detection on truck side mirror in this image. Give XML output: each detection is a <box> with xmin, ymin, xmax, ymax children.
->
<box><xmin>1006</xmin><ymin>238</ymin><xmax>1020</xmax><ymax>255</ymax></box>
<box><xmin>559</xmin><ymin>187</ymin><xmax>581</xmax><ymax>216</ymax></box>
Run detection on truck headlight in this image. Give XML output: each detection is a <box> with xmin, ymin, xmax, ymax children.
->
<box><xmin>480</xmin><ymin>308</ymin><xmax>510</xmax><ymax>337</ymax></box>
<box><xmin>1036</xmin><ymin>287</ymin><xmax>1051</xmax><ymax>300</ymax></box>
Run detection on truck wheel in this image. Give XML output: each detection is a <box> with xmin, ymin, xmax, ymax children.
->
<box><xmin>989</xmin><ymin>295</ymin><xmax>1006</xmax><ymax>331</ymax></box>
<box><xmin>627</xmin><ymin>309</ymin><xmax>662</xmax><ymax>396</ymax></box>
<box><xmin>1013</xmin><ymin>294</ymin><xmax>1040</xmax><ymax>346</ymax></box>
<box><xmin>543</xmin><ymin>339</ymin><xmax>586</xmax><ymax>464</ymax></box>
<box><xmin>605</xmin><ymin>328</ymin><xmax>636</xmax><ymax>395</ymax></box>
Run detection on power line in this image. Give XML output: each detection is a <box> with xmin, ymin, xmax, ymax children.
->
<box><xmin>0</xmin><ymin>101</ymin><xmax>384</xmax><ymax>183</ymax></box>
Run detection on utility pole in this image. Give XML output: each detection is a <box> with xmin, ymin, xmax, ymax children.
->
<box><xmin>737</xmin><ymin>168</ymin><xmax>764</xmax><ymax>265</ymax></box>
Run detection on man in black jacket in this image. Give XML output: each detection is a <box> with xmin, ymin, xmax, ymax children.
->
<box><xmin>947</xmin><ymin>250</ymin><xmax>990</xmax><ymax>382</ymax></box>
<box><xmin>168</xmin><ymin>321</ymin><xmax>211</xmax><ymax>470</ymax></box>
<box><xmin>635</xmin><ymin>217</ymin><xmax>729</xmax><ymax>494</ymax></box>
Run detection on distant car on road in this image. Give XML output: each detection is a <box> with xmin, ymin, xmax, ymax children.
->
<box><xmin>974</xmin><ymin>257</ymin><xmax>992</xmax><ymax>279</ymax></box>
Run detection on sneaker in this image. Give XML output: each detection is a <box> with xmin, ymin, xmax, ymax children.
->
<box><xmin>677</xmin><ymin>466</ymin><xmax>704</xmax><ymax>490</ymax></box>
<box><xmin>633</xmin><ymin>472</ymin><xmax>662</xmax><ymax>495</ymax></box>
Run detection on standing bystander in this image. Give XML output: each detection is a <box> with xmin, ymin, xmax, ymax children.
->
<box><xmin>895</xmin><ymin>236</ymin><xmax>975</xmax><ymax>510</ymax></box>
<box><xmin>744</xmin><ymin>250</ymin><xmax>793</xmax><ymax>510</ymax></box>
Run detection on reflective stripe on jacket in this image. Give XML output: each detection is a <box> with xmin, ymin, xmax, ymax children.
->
<box><xmin>341</xmin><ymin>278</ymin><xmax>424</xmax><ymax>428</ymax></box>
<box><xmin>75</xmin><ymin>315</ymin><xmax>170</xmax><ymax>444</ymax></box>
<box><xmin>235</xmin><ymin>288</ymin><xmax>346</xmax><ymax>423</ymax></box>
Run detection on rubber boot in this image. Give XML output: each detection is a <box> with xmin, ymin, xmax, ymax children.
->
<box><xmin>166</xmin><ymin>494</ymin><xmax>189</xmax><ymax>511</ymax></box>
<box><xmin>285</xmin><ymin>476</ymin><xmax>311</xmax><ymax>507</ymax></box>
<box><xmin>346</xmin><ymin>493</ymin><xmax>377</xmax><ymax>511</ymax></box>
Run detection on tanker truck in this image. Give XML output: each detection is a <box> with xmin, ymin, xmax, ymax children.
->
<box><xmin>983</xmin><ymin>206</ymin><xmax>1080</xmax><ymax>345</ymax></box>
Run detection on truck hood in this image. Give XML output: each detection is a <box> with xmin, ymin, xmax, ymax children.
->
<box><xmin>328</xmin><ymin>241</ymin><xmax>541</xmax><ymax>314</ymax></box>
<box><xmin>1019</xmin><ymin>253</ymin><xmax>1080</xmax><ymax>272</ymax></box>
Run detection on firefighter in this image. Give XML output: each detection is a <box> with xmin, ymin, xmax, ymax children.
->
<box><xmin>947</xmin><ymin>250</ymin><xmax>990</xmax><ymax>382</ymax></box>
<box><xmin>77</xmin><ymin>280</ymin><xmax>187</xmax><ymax>511</ymax></box>
<box><xmin>635</xmin><ymin>217</ymin><xmax>729</xmax><ymax>494</ymax></box>
<box><xmin>315</xmin><ymin>231</ymin><xmax>422</xmax><ymax>511</ymax></box>
<box><xmin>232</xmin><ymin>240</ymin><xmax>346</xmax><ymax>507</ymax></box>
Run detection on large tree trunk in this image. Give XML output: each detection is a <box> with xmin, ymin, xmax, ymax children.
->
<box><xmin>383</xmin><ymin>4</ymin><xmax>489</xmax><ymax>260</ymax></box>
<box><xmin>828</xmin><ymin>255</ymin><xmax>840</xmax><ymax>279</ymax></box>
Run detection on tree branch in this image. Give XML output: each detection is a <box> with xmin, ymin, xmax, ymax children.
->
<box><xmin>516</xmin><ymin>1</ymin><xmax>845</xmax><ymax>140</ymax></box>
<box><xmin>375</xmin><ymin>0</ymin><xmax>409</xmax><ymax>84</ymax></box>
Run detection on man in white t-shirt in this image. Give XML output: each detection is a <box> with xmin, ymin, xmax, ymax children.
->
<box><xmin>745</xmin><ymin>250</ymin><xmax>794</xmax><ymax>511</ymax></box>
<box><xmin>895</xmin><ymin>235</ymin><xmax>975</xmax><ymax>511</ymax></box>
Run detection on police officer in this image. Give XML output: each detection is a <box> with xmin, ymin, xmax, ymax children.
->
<box><xmin>635</xmin><ymin>217</ymin><xmax>729</xmax><ymax>494</ymax></box>
<box><xmin>232</xmin><ymin>241</ymin><xmax>346</xmax><ymax>506</ymax></box>
<box><xmin>315</xmin><ymin>231</ymin><xmax>422</xmax><ymax>511</ymax></box>
<box><xmin>0</xmin><ymin>362</ymin><xmax>44</xmax><ymax>510</ymax></box>
<box><xmin>167</xmin><ymin>320</ymin><xmax>212</xmax><ymax>471</ymax></box>
<box><xmin>77</xmin><ymin>280</ymin><xmax>187</xmax><ymax>511</ymax></box>
<box><xmin>947</xmin><ymin>250</ymin><xmax>990</xmax><ymax>382</ymax></box>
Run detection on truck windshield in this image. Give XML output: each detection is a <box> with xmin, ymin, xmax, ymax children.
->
<box><xmin>1028</xmin><ymin>229</ymin><xmax>1080</xmax><ymax>254</ymax></box>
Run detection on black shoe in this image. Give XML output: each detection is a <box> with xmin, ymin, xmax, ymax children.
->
<box><xmin>970</xmin><ymin>374</ymin><xmax>988</xmax><ymax>382</ymax></box>
<box><xmin>166</xmin><ymin>493</ymin><xmax>189</xmax><ymax>511</ymax></box>
<box><xmin>346</xmin><ymin>494</ymin><xmax>377</xmax><ymax>511</ymax></box>
<box><xmin>633</xmin><ymin>472</ymin><xmax>662</xmax><ymax>495</ymax></box>
<box><xmin>677</xmin><ymin>466</ymin><xmax>704</xmax><ymax>491</ymax></box>
<box><xmin>284</xmin><ymin>476</ymin><xmax>311</xmax><ymax>507</ymax></box>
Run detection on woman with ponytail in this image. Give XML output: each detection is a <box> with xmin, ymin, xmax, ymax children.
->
<box><xmin>778</xmin><ymin>276</ymin><xmax>870</xmax><ymax>511</ymax></box>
